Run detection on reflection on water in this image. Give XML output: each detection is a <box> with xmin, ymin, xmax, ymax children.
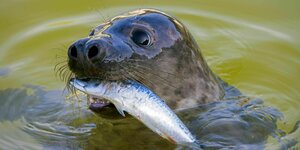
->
<box><xmin>0</xmin><ymin>1</ymin><xmax>299</xmax><ymax>149</ymax></box>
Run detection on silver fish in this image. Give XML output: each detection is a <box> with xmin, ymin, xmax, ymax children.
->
<box><xmin>70</xmin><ymin>78</ymin><xmax>198</xmax><ymax>147</ymax></box>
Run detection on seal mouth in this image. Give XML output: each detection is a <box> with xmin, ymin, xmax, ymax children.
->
<box><xmin>87</xmin><ymin>95</ymin><xmax>115</xmax><ymax>112</ymax></box>
<box><xmin>70</xmin><ymin>78</ymin><xmax>125</xmax><ymax>118</ymax></box>
<box><xmin>75</xmin><ymin>77</ymin><xmax>117</xmax><ymax>112</ymax></box>
<box><xmin>69</xmin><ymin>77</ymin><xmax>128</xmax><ymax>118</ymax></box>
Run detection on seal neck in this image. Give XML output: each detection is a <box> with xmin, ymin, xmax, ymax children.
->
<box><xmin>151</xmin><ymin>39</ymin><xmax>225</xmax><ymax>110</ymax></box>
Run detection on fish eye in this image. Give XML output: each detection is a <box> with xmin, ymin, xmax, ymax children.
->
<box><xmin>131</xmin><ymin>30</ymin><xmax>151</xmax><ymax>47</ymax></box>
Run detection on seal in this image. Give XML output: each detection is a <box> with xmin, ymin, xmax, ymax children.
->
<box><xmin>67</xmin><ymin>9</ymin><xmax>225</xmax><ymax>112</ymax></box>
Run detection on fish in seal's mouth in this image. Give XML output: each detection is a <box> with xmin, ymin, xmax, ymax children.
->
<box><xmin>69</xmin><ymin>78</ymin><xmax>199</xmax><ymax>147</ymax></box>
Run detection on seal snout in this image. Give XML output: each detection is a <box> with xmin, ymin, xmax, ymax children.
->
<box><xmin>68</xmin><ymin>38</ymin><xmax>107</xmax><ymax>64</ymax></box>
<box><xmin>68</xmin><ymin>38</ymin><xmax>89</xmax><ymax>60</ymax></box>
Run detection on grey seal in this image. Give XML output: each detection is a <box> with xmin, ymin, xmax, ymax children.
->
<box><xmin>66</xmin><ymin>9</ymin><xmax>225</xmax><ymax>112</ymax></box>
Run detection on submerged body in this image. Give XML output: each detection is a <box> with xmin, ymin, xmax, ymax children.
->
<box><xmin>70</xmin><ymin>79</ymin><xmax>198</xmax><ymax>147</ymax></box>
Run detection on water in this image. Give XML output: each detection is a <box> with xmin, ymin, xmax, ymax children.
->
<box><xmin>0</xmin><ymin>0</ymin><xmax>299</xmax><ymax>149</ymax></box>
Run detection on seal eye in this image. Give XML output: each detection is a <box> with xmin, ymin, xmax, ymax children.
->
<box><xmin>131</xmin><ymin>30</ymin><xmax>151</xmax><ymax>46</ymax></box>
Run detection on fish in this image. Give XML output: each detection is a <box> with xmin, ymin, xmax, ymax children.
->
<box><xmin>69</xmin><ymin>78</ymin><xmax>199</xmax><ymax>148</ymax></box>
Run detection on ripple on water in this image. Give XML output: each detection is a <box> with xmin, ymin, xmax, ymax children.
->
<box><xmin>0</xmin><ymin>86</ymin><xmax>96</xmax><ymax>149</ymax></box>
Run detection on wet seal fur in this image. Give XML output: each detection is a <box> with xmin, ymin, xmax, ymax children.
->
<box><xmin>67</xmin><ymin>9</ymin><xmax>225</xmax><ymax>110</ymax></box>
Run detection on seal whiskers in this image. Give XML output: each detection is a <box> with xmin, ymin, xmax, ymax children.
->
<box><xmin>122</xmin><ymin>63</ymin><xmax>178</xmax><ymax>89</ymax></box>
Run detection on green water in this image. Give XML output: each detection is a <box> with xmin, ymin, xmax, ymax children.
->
<box><xmin>0</xmin><ymin>0</ymin><xmax>299</xmax><ymax>149</ymax></box>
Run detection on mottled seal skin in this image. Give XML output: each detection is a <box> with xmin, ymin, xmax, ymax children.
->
<box><xmin>67</xmin><ymin>9</ymin><xmax>224</xmax><ymax>110</ymax></box>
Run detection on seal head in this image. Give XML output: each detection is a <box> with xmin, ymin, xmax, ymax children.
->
<box><xmin>67</xmin><ymin>9</ymin><xmax>224</xmax><ymax>111</ymax></box>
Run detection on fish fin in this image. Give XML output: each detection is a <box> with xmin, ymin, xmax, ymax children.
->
<box><xmin>115</xmin><ymin>103</ymin><xmax>126</xmax><ymax>117</ymax></box>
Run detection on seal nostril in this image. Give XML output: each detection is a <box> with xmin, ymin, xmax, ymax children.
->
<box><xmin>70</xmin><ymin>45</ymin><xmax>78</xmax><ymax>58</ymax></box>
<box><xmin>88</xmin><ymin>46</ymin><xmax>99</xmax><ymax>59</ymax></box>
